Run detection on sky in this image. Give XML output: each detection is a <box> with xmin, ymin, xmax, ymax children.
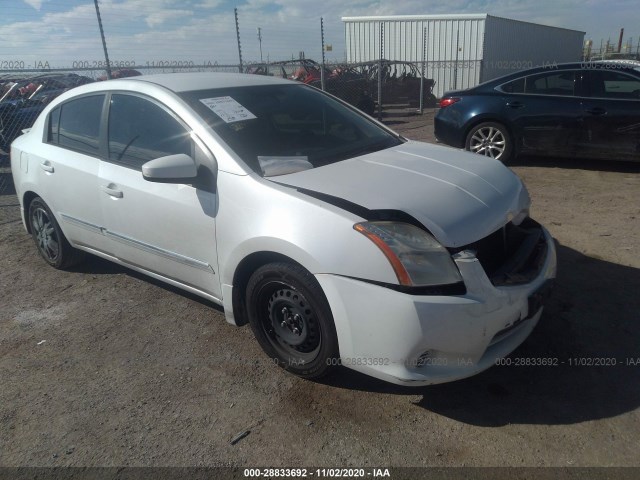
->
<box><xmin>0</xmin><ymin>0</ymin><xmax>638</xmax><ymax>69</ymax></box>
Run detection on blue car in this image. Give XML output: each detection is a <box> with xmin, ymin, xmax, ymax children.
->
<box><xmin>434</xmin><ymin>61</ymin><xmax>640</xmax><ymax>162</ymax></box>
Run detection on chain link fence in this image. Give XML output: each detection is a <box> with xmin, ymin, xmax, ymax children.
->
<box><xmin>0</xmin><ymin>69</ymin><xmax>430</xmax><ymax>222</ymax></box>
<box><xmin>0</xmin><ymin>57</ymin><xmax>443</xmax><ymax>193</ymax></box>
<box><xmin>1</xmin><ymin>57</ymin><xmax>439</xmax><ymax>152</ymax></box>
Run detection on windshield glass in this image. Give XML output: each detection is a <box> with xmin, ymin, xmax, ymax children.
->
<box><xmin>179</xmin><ymin>84</ymin><xmax>402</xmax><ymax>176</ymax></box>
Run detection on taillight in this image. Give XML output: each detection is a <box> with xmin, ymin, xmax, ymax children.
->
<box><xmin>439</xmin><ymin>97</ymin><xmax>461</xmax><ymax>108</ymax></box>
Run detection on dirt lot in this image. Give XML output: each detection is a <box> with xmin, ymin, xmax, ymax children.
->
<box><xmin>0</xmin><ymin>110</ymin><xmax>639</xmax><ymax>470</ymax></box>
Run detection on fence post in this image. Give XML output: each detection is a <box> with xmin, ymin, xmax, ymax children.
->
<box><xmin>235</xmin><ymin>8</ymin><xmax>243</xmax><ymax>73</ymax></box>
<box><xmin>93</xmin><ymin>0</ymin><xmax>112</xmax><ymax>80</ymax></box>
<box><xmin>454</xmin><ymin>29</ymin><xmax>460</xmax><ymax>90</ymax></box>
<box><xmin>419</xmin><ymin>26</ymin><xmax>427</xmax><ymax>114</ymax></box>
<box><xmin>320</xmin><ymin>17</ymin><xmax>326</xmax><ymax>91</ymax></box>
<box><xmin>377</xmin><ymin>22</ymin><xmax>384</xmax><ymax>121</ymax></box>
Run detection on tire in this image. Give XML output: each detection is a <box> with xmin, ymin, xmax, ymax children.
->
<box><xmin>28</xmin><ymin>197</ymin><xmax>85</xmax><ymax>269</ymax></box>
<box><xmin>465</xmin><ymin>121</ymin><xmax>513</xmax><ymax>163</ymax></box>
<box><xmin>245</xmin><ymin>262</ymin><xmax>339</xmax><ymax>379</ymax></box>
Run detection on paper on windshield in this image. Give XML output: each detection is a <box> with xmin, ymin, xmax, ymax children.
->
<box><xmin>199</xmin><ymin>96</ymin><xmax>256</xmax><ymax>123</ymax></box>
<box><xmin>258</xmin><ymin>156</ymin><xmax>313</xmax><ymax>177</ymax></box>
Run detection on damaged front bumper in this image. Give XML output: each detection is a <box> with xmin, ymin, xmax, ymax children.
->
<box><xmin>316</xmin><ymin>227</ymin><xmax>557</xmax><ymax>386</ymax></box>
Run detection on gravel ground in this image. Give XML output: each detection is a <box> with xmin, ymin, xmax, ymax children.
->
<box><xmin>0</xmin><ymin>110</ymin><xmax>639</xmax><ymax>469</ymax></box>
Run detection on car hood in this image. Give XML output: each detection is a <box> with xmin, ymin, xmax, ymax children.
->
<box><xmin>272</xmin><ymin>141</ymin><xmax>530</xmax><ymax>247</ymax></box>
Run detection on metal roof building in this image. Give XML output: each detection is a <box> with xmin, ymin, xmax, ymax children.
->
<box><xmin>342</xmin><ymin>14</ymin><xmax>585</xmax><ymax>98</ymax></box>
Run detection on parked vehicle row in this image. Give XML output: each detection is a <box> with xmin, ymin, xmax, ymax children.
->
<box><xmin>1</xmin><ymin>69</ymin><xmax>142</xmax><ymax>152</ymax></box>
<box><xmin>362</xmin><ymin>60</ymin><xmax>438</xmax><ymax>108</ymax></box>
<box><xmin>1</xmin><ymin>73</ymin><xmax>93</xmax><ymax>151</ymax></box>
<box><xmin>246</xmin><ymin>59</ymin><xmax>437</xmax><ymax>115</ymax></box>
<box><xmin>435</xmin><ymin>61</ymin><xmax>640</xmax><ymax>162</ymax></box>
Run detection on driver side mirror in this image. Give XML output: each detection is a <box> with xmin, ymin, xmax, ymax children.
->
<box><xmin>142</xmin><ymin>153</ymin><xmax>198</xmax><ymax>183</ymax></box>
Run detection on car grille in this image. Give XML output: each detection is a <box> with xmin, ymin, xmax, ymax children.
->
<box><xmin>450</xmin><ymin>218</ymin><xmax>548</xmax><ymax>286</ymax></box>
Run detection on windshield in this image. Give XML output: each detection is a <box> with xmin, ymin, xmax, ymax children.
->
<box><xmin>179</xmin><ymin>84</ymin><xmax>402</xmax><ymax>176</ymax></box>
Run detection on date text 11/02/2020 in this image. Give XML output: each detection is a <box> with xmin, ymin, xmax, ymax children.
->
<box><xmin>224</xmin><ymin>355</ymin><xmax>640</xmax><ymax>368</ymax></box>
<box><xmin>324</xmin><ymin>357</ymin><xmax>640</xmax><ymax>368</ymax></box>
<box><xmin>495</xmin><ymin>357</ymin><xmax>640</xmax><ymax>367</ymax></box>
<box><xmin>244</xmin><ymin>468</ymin><xmax>391</xmax><ymax>478</ymax></box>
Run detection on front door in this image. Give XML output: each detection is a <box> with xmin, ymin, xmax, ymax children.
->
<box><xmin>579</xmin><ymin>69</ymin><xmax>640</xmax><ymax>161</ymax></box>
<box><xmin>504</xmin><ymin>69</ymin><xmax>584</xmax><ymax>157</ymax></box>
<box><xmin>99</xmin><ymin>93</ymin><xmax>221</xmax><ymax>300</ymax></box>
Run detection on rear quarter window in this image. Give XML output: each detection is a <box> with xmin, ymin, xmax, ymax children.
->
<box><xmin>499</xmin><ymin>77</ymin><xmax>525</xmax><ymax>93</ymax></box>
<box><xmin>47</xmin><ymin>106</ymin><xmax>61</xmax><ymax>144</ymax></box>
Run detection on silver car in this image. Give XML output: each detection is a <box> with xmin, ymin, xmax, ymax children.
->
<box><xmin>10</xmin><ymin>73</ymin><xmax>556</xmax><ymax>385</ymax></box>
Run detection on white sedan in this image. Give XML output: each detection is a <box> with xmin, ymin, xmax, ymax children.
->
<box><xmin>10</xmin><ymin>72</ymin><xmax>556</xmax><ymax>385</ymax></box>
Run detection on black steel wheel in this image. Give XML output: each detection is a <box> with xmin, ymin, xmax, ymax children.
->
<box><xmin>28</xmin><ymin>197</ymin><xmax>85</xmax><ymax>269</ymax></box>
<box><xmin>465</xmin><ymin>121</ymin><xmax>513</xmax><ymax>163</ymax></box>
<box><xmin>246</xmin><ymin>262</ymin><xmax>339</xmax><ymax>379</ymax></box>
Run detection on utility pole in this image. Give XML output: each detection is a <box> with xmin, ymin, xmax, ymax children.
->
<box><xmin>235</xmin><ymin>8</ymin><xmax>243</xmax><ymax>73</ymax></box>
<box><xmin>320</xmin><ymin>18</ymin><xmax>326</xmax><ymax>91</ymax></box>
<box><xmin>257</xmin><ymin>27</ymin><xmax>263</xmax><ymax>63</ymax></box>
<box><xmin>617</xmin><ymin>28</ymin><xmax>624</xmax><ymax>53</ymax></box>
<box><xmin>377</xmin><ymin>22</ymin><xmax>384</xmax><ymax>121</ymax></box>
<box><xmin>93</xmin><ymin>0</ymin><xmax>111</xmax><ymax>79</ymax></box>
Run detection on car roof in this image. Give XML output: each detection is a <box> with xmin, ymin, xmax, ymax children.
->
<box><xmin>471</xmin><ymin>61</ymin><xmax>640</xmax><ymax>90</ymax></box>
<box><xmin>112</xmin><ymin>72</ymin><xmax>293</xmax><ymax>92</ymax></box>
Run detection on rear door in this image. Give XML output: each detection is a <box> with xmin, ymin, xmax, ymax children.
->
<box><xmin>500</xmin><ymin>69</ymin><xmax>584</xmax><ymax>157</ymax></box>
<box><xmin>98</xmin><ymin>93</ymin><xmax>221</xmax><ymax>299</ymax></box>
<box><xmin>579</xmin><ymin>69</ymin><xmax>640</xmax><ymax>161</ymax></box>
<box><xmin>33</xmin><ymin>94</ymin><xmax>113</xmax><ymax>254</ymax></box>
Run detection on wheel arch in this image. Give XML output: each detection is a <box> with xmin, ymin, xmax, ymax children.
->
<box><xmin>230</xmin><ymin>251</ymin><xmax>312</xmax><ymax>327</ymax></box>
<box><xmin>22</xmin><ymin>190</ymin><xmax>41</xmax><ymax>233</ymax></box>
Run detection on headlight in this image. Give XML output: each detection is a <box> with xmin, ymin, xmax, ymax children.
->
<box><xmin>354</xmin><ymin>221</ymin><xmax>462</xmax><ymax>287</ymax></box>
<box><xmin>509</xmin><ymin>208</ymin><xmax>529</xmax><ymax>226</ymax></box>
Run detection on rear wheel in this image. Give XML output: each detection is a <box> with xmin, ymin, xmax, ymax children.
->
<box><xmin>245</xmin><ymin>262</ymin><xmax>339</xmax><ymax>379</ymax></box>
<box><xmin>465</xmin><ymin>122</ymin><xmax>513</xmax><ymax>163</ymax></box>
<box><xmin>28</xmin><ymin>197</ymin><xmax>85</xmax><ymax>269</ymax></box>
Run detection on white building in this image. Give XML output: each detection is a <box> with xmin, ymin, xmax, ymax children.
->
<box><xmin>342</xmin><ymin>14</ymin><xmax>585</xmax><ymax>97</ymax></box>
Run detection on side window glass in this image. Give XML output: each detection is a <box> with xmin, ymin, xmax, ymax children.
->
<box><xmin>500</xmin><ymin>77</ymin><xmax>525</xmax><ymax>93</ymax></box>
<box><xmin>525</xmin><ymin>71</ymin><xmax>575</xmax><ymax>96</ymax></box>
<box><xmin>58</xmin><ymin>95</ymin><xmax>104</xmax><ymax>154</ymax></box>
<box><xmin>108</xmin><ymin>94</ymin><xmax>193</xmax><ymax>169</ymax></box>
<box><xmin>48</xmin><ymin>106</ymin><xmax>61</xmax><ymax>144</ymax></box>
<box><xmin>589</xmin><ymin>70</ymin><xmax>640</xmax><ymax>99</ymax></box>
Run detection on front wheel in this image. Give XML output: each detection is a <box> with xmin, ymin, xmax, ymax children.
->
<box><xmin>465</xmin><ymin>122</ymin><xmax>513</xmax><ymax>163</ymax></box>
<box><xmin>245</xmin><ymin>262</ymin><xmax>339</xmax><ymax>379</ymax></box>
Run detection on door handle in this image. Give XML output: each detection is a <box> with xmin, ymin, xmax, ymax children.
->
<box><xmin>506</xmin><ymin>101</ymin><xmax>524</xmax><ymax>109</ymax></box>
<box><xmin>101</xmin><ymin>184</ymin><xmax>123</xmax><ymax>198</ymax></box>
<box><xmin>40</xmin><ymin>161</ymin><xmax>54</xmax><ymax>173</ymax></box>
<box><xmin>585</xmin><ymin>107</ymin><xmax>606</xmax><ymax>115</ymax></box>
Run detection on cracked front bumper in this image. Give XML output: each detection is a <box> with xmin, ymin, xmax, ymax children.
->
<box><xmin>316</xmin><ymin>228</ymin><xmax>557</xmax><ymax>386</ymax></box>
